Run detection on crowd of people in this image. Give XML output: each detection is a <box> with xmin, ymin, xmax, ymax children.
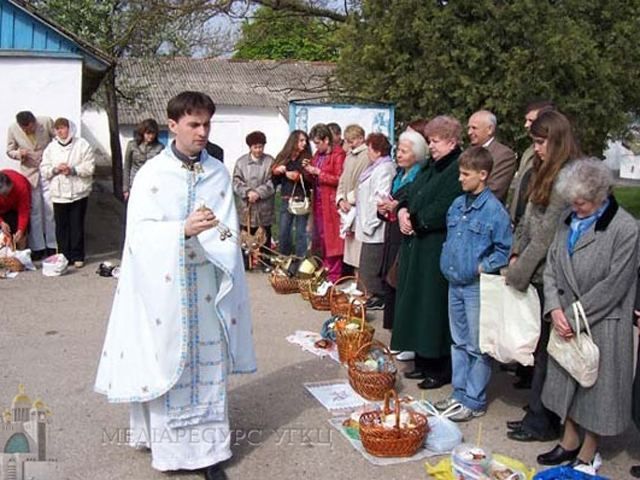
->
<box><xmin>1</xmin><ymin>111</ymin><xmax>95</xmax><ymax>267</ymax></box>
<box><xmin>227</xmin><ymin>102</ymin><xmax>640</xmax><ymax>477</ymax></box>
<box><xmin>3</xmin><ymin>95</ymin><xmax>640</xmax><ymax>478</ymax></box>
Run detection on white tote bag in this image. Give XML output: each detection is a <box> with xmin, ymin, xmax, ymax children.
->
<box><xmin>479</xmin><ymin>273</ymin><xmax>541</xmax><ymax>366</ymax></box>
<box><xmin>546</xmin><ymin>301</ymin><xmax>599</xmax><ymax>388</ymax></box>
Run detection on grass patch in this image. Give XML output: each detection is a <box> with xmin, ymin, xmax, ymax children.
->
<box><xmin>614</xmin><ymin>186</ymin><xmax>640</xmax><ymax>218</ymax></box>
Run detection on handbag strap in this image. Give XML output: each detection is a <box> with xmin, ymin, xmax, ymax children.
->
<box><xmin>571</xmin><ymin>301</ymin><xmax>592</xmax><ymax>347</ymax></box>
<box><xmin>290</xmin><ymin>176</ymin><xmax>307</xmax><ymax>198</ymax></box>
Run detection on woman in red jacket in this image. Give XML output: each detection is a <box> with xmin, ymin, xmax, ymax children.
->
<box><xmin>305</xmin><ymin>123</ymin><xmax>346</xmax><ymax>281</ymax></box>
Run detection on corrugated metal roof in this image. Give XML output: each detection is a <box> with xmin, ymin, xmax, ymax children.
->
<box><xmin>117</xmin><ymin>57</ymin><xmax>335</xmax><ymax>125</ymax></box>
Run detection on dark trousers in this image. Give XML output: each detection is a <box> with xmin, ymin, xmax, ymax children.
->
<box><xmin>415</xmin><ymin>354</ymin><xmax>452</xmax><ymax>381</ymax></box>
<box><xmin>383</xmin><ymin>286</ymin><xmax>396</xmax><ymax>330</ymax></box>
<box><xmin>521</xmin><ymin>284</ymin><xmax>561</xmax><ymax>437</ymax></box>
<box><xmin>53</xmin><ymin>197</ymin><xmax>88</xmax><ymax>262</ymax></box>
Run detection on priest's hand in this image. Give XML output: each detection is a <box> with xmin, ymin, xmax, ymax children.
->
<box><xmin>185</xmin><ymin>209</ymin><xmax>217</xmax><ymax>237</ymax></box>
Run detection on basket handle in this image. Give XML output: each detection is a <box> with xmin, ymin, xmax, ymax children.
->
<box><xmin>383</xmin><ymin>389</ymin><xmax>401</xmax><ymax>429</ymax></box>
<box><xmin>330</xmin><ymin>275</ymin><xmax>357</xmax><ymax>304</ymax></box>
<box><xmin>347</xmin><ymin>298</ymin><xmax>367</xmax><ymax>329</ymax></box>
<box><xmin>353</xmin><ymin>339</ymin><xmax>393</xmax><ymax>361</ymax></box>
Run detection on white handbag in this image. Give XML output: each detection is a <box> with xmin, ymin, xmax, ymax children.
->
<box><xmin>287</xmin><ymin>180</ymin><xmax>310</xmax><ymax>216</ymax></box>
<box><xmin>479</xmin><ymin>273</ymin><xmax>541</xmax><ymax>366</ymax></box>
<box><xmin>547</xmin><ymin>301</ymin><xmax>600</xmax><ymax>388</ymax></box>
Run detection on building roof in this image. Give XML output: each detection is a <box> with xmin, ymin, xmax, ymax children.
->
<box><xmin>1</xmin><ymin>0</ymin><xmax>113</xmax><ymax>101</ymax></box>
<box><xmin>117</xmin><ymin>57</ymin><xmax>336</xmax><ymax>125</ymax></box>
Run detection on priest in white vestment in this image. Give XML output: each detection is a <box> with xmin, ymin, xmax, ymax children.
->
<box><xmin>95</xmin><ymin>92</ymin><xmax>256</xmax><ymax>480</ymax></box>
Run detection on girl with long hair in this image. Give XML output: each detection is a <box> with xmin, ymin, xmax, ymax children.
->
<box><xmin>272</xmin><ymin>130</ymin><xmax>312</xmax><ymax>257</ymax></box>
<box><xmin>505</xmin><ymin>110</ymin><xmax>581</xmax><ymax>443</ymax></box>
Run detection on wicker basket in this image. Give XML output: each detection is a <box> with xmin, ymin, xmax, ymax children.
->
<box><xmin>269</xmin><ymin>270</ymin><xmax>299</xmax><ymax>294</ymax></box>
<box><xmin>309</xmin><ymin>287</ymin><xmax>331</xmax><ymax>310</ymax></box>
<box><xmin>335</xmin><ymin>301</ymin><xmax>374</xmax><ymax>363</ymax></box>
<box><xmin>330</xmin><ymin>275</ymin><xmax>367</xmax><ymax>317</ymax></box>
<box><xmin>0</xmin><ymin>238</ymin><xmax>24</xmax><ymax>272</ymax></box>
<box><xmin>298</xmin><ymin>278</ymin><xmax>314</xmax><ymax>301</ymax></box>
<box><xmin>359</xmin><ymin>389</ymin><xmax>429</xmax><ymax>458</ymax></box>
<box><xmin>348</xmin><ymin>340</ymin><xmax>397</xmax><ymax>401</ymax></box>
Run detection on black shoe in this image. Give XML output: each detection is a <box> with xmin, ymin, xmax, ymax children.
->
<box><xmin>31</xmin><ymin>249</ymin><xmax>45</xmax><ymax>261</ymax></box>
<box><xmin>417</xmin><ymin>376</ymin><xmax>450</xmax><ymax>390</ymax></box>
<box><xmin>630</xmin><ymin>465</ymin><xmax>640</xmax><ymax>478</ymax></box>
<box><xmin>537</xmin><ymin>444</ymin><xmax>581</xmax><ymax>466</ymax></box>
<box><xmin>404</xmin><ymin>369</ymin><xmax>426</xmax><ymax>380</ymax></box>
<box><xmin>507</xmin><ymin>428</ymin><xmax>556</xmax><ymax>443</ymax></box>
<box><xmin>203</xmin><ymin>463</ymin><xmax>228</xmax><ymax>480</ymax></box>
<box><xmin>513</xmin><ymin>378</ymin><xmax>532</xmax><ymax>389</ymax></box>
<box><xmin>365</xmin><ymin>296</ymin><xmax>385</xmax><ymax>311</ymax></box>
<box><xmin>506</xmin><ymin>420</ymin><xmax>523</xmax><ymax>431</ymax></box>
<box><xmin>45</xmin><ymin>247</ymin><xmax>57</xmax><ymax>257</ymax></box>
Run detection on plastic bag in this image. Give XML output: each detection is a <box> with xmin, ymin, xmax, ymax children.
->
<box><xmin>426</xmin><ymin>454</ymin><xmax>535</xmax><ymax>480</ymax></box>
<box><xmin>479</xmin><ymin>273</ymin><xmax>541</xmax><ymax>366</ymax></box>
<box><xmin>419</xmin><ymin>401</ymin><xmax>463</xmax><ymax>453</ymax></box>
<box><xmin>11</xmin><ymin>249</ymin><xmax>35</xmax><ymax>271</ymax></box>
<box><xmin>533</xmin><ymin>466</ymin><xmax>608</xmax><ymax>480</ymax></box>
<box><xmin>42</xmin><ymin>253</ymin><xmax>68</xmax><ymax>277</ymax></box>
<box><xmin>320</xmin><ymin>316</ymin><xmax>340</xmax><ymax>341</ymax></box>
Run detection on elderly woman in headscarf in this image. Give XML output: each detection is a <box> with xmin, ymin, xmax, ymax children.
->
<box><xmin>535</xmin><ymin>159</ymin><xmax>638</xmax><ymax>475</ymax></box>
<box><xmin>377</xmin><ymin>129</ymin><xmax>427</xmax><ymax>339</ymax></box>
<box><xmin>391</xmin><ymin>116</ymin><xmax>463</xmax><ymax>389</ymax></box>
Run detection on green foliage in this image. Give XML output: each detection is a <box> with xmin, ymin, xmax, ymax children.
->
<box><xmin>234</xmin><ymin>6</ymin><xmax>340</xmax><ymax>61</ymax></box>
<box><xmin>336</xmin><ymin>0</ymin><xmax>640</xmax><ymax>155</ymax></box>
<box><xmin>614</xmin><ymin>186</ymin><xmax>640</xmax><ymax>218</ymax></box>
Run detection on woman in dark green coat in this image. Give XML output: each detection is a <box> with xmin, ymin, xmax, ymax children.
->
<box><xmin>391</xmin><ymin>116</ymin><xmax>463</xmax><ymax>390</ymax></box>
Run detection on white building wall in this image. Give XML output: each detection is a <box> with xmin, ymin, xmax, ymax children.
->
<box><xmin>0</xmin><ymin>57</ymin><xmax>83</xmax><ymax>171</ymax></box>
<box><xmin>81</xmin><ymin>104</ymin><xmax>291</xmax><ymax>176</ymax></box>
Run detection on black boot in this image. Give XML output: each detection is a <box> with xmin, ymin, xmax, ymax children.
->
<box><xmin>203</xmin><ymin>463</ymin><xmax>228</xmax><ymax>480</ymax></box>
<box><xmin>630</xmin><ymin>465</ymin><xmax>640</xmax><ymax>478</ymax></box>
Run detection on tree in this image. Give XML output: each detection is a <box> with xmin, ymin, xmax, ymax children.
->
<box><xmin>336</xmin><ymin>0</ymin><xmax>640</xmax><ymax>155</ymax></box>
<box><xmin>234</xmin><ymin>6</ymin><xmax>340</xmax><ymax>61</ymax></box>
<box><xmin>29</xmin><ymin>0</ymin><xmax>231</xmax><ymax>198</ymax></box>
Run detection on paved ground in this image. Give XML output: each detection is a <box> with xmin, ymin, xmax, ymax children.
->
<box><xmin>1</xmin><ymin>188</ymin><xmax>639</xmax><ymax>480</ymax></box>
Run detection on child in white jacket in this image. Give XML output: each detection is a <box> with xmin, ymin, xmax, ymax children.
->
<box><xmin>41</xmin><ymin>118</ymin><xmax>95</xmax><ymax>267</ymax></box>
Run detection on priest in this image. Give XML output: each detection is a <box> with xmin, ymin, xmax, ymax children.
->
<box><xmin>95</xmin><ymin>91</ymin><xmax>256</xmax><ymax>480</ymax></box>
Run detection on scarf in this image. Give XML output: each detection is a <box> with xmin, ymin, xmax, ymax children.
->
<box><xmin>391</xmin><ymin>163</ymin><xmax>420</xmax><ymax>194</ymax></box>
<box><xmin>567</xmin><ymin>198</ymin><xmax>610</xmax><ymax>255</ymax></box>
<box><xmin>358</xmin><ymin>155</ymin><xmax>393</xmax><ymax>184</ymax></box>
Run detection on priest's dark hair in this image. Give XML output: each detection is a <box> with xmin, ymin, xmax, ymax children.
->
<box><xmin>167</xmin><ymin>91</ymin><xmax>216</xmax><ymax>121</ymax></box>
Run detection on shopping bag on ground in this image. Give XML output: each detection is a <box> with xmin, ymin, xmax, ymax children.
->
<box><xmin>42</xmin><ymin>253</ymin><xmax>69</xmax><ymax>277</ymax></box>
<box><xmin>479</xmin><ymin>273</ymin><xmax>541</xmax><ymax>366</ymax></box>
<box><xmin>418</xmin><ymin>401</ymin><xmax>463</xmax><ymax>453</ymax></box>
<box><xmin>533</xmin><ymin>466</ymin><xmax>608</xmax><ymax>479</ymax></box>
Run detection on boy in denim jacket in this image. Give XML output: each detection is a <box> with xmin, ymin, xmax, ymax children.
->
<box><xmin>437</xmin><ymin>146</ymin><xmax>512</xmax><ymax>421</ymax></box>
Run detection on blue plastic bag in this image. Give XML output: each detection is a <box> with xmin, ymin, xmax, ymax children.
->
<box><xmin>533</xmin><ymin>466</ymin><xmax>608</xmax><ymax>480</ymax></box>
<box><xmin>320</xmin><ymin>315</ymin><xmax>339</xmax><ymax>341</ymax></box>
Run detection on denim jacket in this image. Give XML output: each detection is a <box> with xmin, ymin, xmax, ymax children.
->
<box><xmin>440</xmin><ymin>188</ymin><xmax>512</xmax><ymax>286</ymax></box>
